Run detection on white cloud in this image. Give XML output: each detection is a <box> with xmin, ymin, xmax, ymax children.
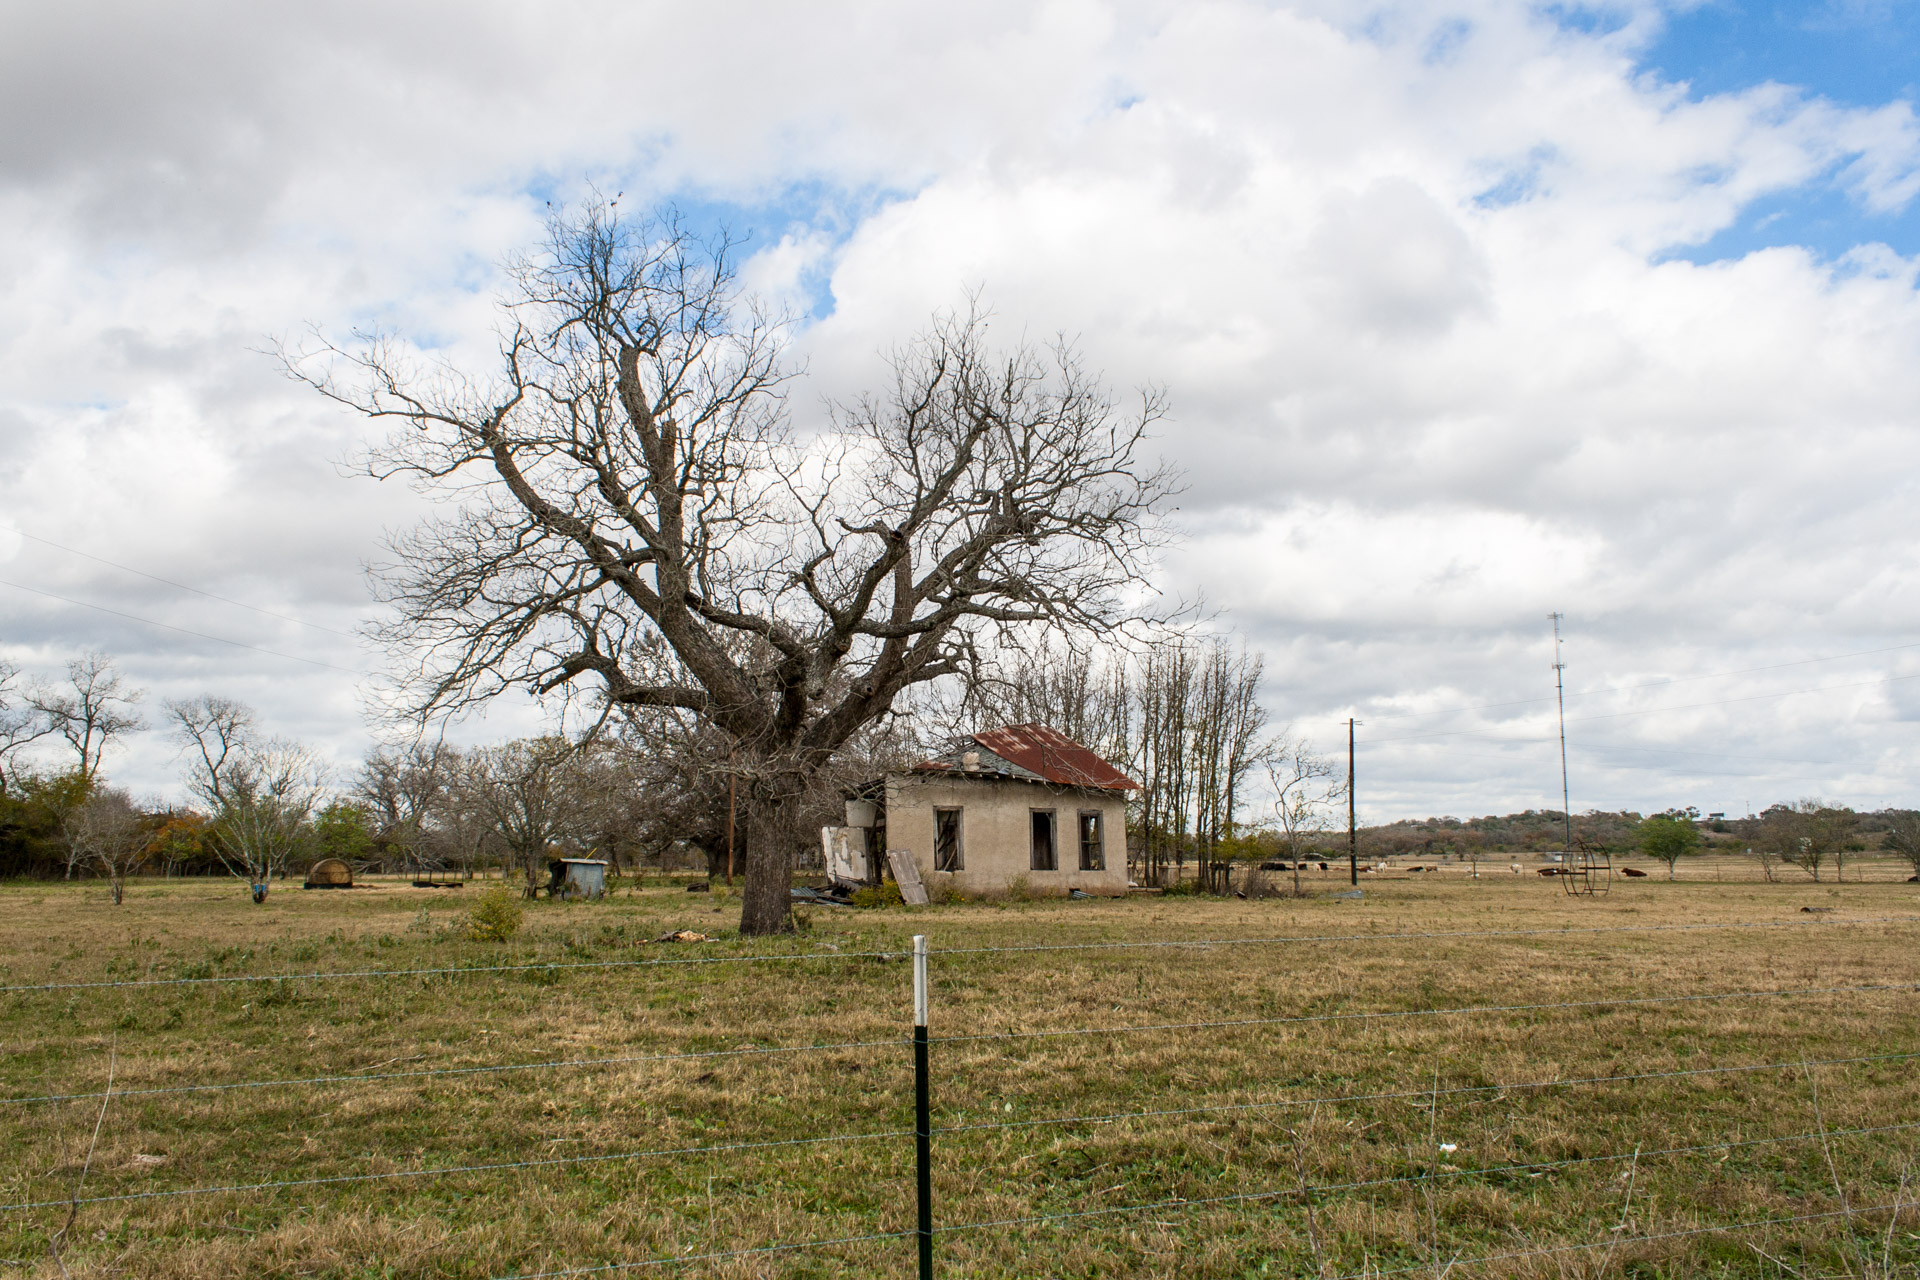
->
<box><xmin>4</xmin><ymin>0</ymin><xmax>1919</xmax><ymax>819</ymax></box>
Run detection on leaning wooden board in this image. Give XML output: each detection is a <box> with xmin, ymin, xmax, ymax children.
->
<box><xmin>886</xmin><ymin>848</ymin><xmax>929</xmax><ymax>905</ymax></box>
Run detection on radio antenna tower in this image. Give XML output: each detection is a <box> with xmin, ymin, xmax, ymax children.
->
<box><xmin>1550</xmin><ymin>612</ymin><xmax>1572</xmax><ymax>855</ymax></box>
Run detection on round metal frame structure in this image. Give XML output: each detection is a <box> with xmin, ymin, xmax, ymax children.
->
<box><xmin>1560</xmin><ymin>841</ymin><xmax>1612</xmax><ymax>896</ymax></box>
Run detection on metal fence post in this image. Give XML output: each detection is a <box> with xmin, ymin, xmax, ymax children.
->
<box><xmin>913</xmin><ymin>934</ymin><xmax>932</xmax><ymax>1279</ymax></box>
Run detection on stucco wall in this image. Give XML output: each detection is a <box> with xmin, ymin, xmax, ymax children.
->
<box><xmin>883</xmin><ymin>773</ymin><xmax>1129</xmax><ymax>896</ymax></box>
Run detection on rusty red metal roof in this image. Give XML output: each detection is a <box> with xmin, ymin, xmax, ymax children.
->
<box><xmin>969</xmin><ymin>723</ymin><xmax>1139</xmax><ymax>791</ymax></box>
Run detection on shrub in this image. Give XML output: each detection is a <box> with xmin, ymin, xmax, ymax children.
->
<box><xmin>1005</xmin><ymin>873</ymin><xmax>1035</xmax><ymax>902</ymax></box>
<box><xmin>850</xmin><ymin>881</ymin><xmax>904</xmax><ymax>908</ymax></box>
<box><xmin>467</xmin><ymin>883</ymin><xmax>524</xmax><ymax>942</ymax></box>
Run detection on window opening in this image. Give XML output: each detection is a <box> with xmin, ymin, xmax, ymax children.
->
<box><xmin>1030</xmin><ymin>810</ymin><xmax>1057</xmax><ymax>871</ymax></box>
<box><xmin>934</xmin><ymin>807</ymin><xmax>963</xmax><ymax>872</ymax></box>
<box><xmin>1078</xmin><ymin>811</ymin><xmax>1104</xmax><ymax>871</ymax></box>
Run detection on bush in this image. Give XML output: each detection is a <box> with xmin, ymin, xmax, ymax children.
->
<box><xmin>850</xmin><ymin>881</ymin><xmax>904</xmax><ymax>908</ymax></box>
<box><xmin>467</xmin><ymin>883</ymin><xmax>524</xmax><ymax>942</ymax></box>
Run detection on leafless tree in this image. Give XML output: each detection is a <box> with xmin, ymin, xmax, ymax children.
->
<box><xmin>27</xmin><ymin>653</ymin><xmax>145</xmax><ymax>786</ymax></box>
<box><xmin>1267</xmin><ymin>735</ymin><xmax>1345</xmax><ymax>897</ymax></box>
<box><xmin>1762</xmin><ymin>799</ymin><xmax>1856</xmax><ymax>883</ymax></box>
<box><xmin>354</xmin><ymin>741</ymin><xmax>454</xmax><ymax>873</ymax></box>
<box><xmin>169</xmin><ymin>696</ymin><xmax>326</xmax><ymax>896</ymax></box>
<box><xmin>290</xmin><ymin>203</ymin><xmax>1174</xmax><ymax>933</ymax></box>
<box><xmin>62</xmin><ymin>788</ymin><xmax>151</xmax><ymax>905</ymax></box>
<box><xmin>461</xmin><ymin>736</ymin><xmax>597</xmax><ymax>895</ymax></box>
<box><xmin>1886</xmin><ymin>811</ymin><xmax>1920</xmax><ymax>880</ymax></box>
<box><xmin>0</xmin><ymin>660</ymin><xmax>54</xmax><ymax>793</ymax></box>
<box><xmin>1123</xmin><ymin>636</ymin><xmax>1270</xmax><ymax>889</ymax></box>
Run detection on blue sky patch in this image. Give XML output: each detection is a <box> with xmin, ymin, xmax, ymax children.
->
<box><xmin>1625</xmin><ymin>2</ymin><xmax>1920</xmax><ymax>261</ymax></box>
<box><xmin>1642</xmin><ymin>1</ymin><xmax>1920</xmax><ymax>109</ymax></box>
<box><xmin>1659</xmin><ymin>180</ymin><xmax>1920</xmax><ymax>264</ymax></box>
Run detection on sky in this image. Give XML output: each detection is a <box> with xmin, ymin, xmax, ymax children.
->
<box><xmin>4</xmin><ymin>0</ymin><xmax>1920</xmax><ymax>824</ymax></box>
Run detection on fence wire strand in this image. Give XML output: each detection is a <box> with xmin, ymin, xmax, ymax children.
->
<box><xmin>480</xmin><ymin>1122</ymin><xmax>1920</xmax><ymax>1278</ymax></box>
<box><xmin>12</xmin><ymin>913</ymin><xmax>1916</xmax><ymax>995</ymax></box>
<box><xmin>1329</xmin><ymin>1200</ymin><xmax>1916</xmax><ymax>1280</ymax></box>
<box><xmin>933</xmin><ymin>913</ymin><xmax>1920</xmax><ymax>959</ymax></box>
<box><xmin>0</xmin><ymin>1126</ymin><xmax>914</xmax><ymax>1215</ymax></box>
<box><xmin>935</xmin><ymin>1049</ymin><xmax>1920</xmax><ymax>1137</ymax></box>
<box><xmin>933</xmin><ymin>1120</ymin><xmax>1920</xmax><ymax>1237</ymax></box>
<box><xmin>7</xmin><ymin>1048</ymin><xmax>1910</xmax><ymax>1216</ymax></box>
<box><xmin>0</xmin><ymin>947</ymin><xmax>904</xmax><ymax>994</ymax></box>
<box><xmin>2</xmin><ymin>1035</ymin><xmax>906</xmax><ymax>1107</ymax></box>
<box><xmin>491</xmin><ymin>1226</ymin><xmax>915</xmax><ymax>1279</ymax></box>
<box><xmin>932</xmin><ymin>979</ymin><xmax>1920</xmax><ymax>1048</ymax></box>
<box><xmin>14</xmin><ymin>980</ymin><xmax>1906</xmax><ymax>1108</ymax></box>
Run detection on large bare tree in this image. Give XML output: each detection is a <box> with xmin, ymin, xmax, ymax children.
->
<box><xmin>293</xmin><ymin>204</ymin><xmax>1174</xmax><ymax>933</ymax></box>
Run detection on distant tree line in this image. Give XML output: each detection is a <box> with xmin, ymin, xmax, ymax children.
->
<box><xmin>1351</xmin><ymin>801</ymin><xmax>1920</xmax><ymax>883</ymax></box>
<box><xmin>0</xmin><ymin>650</ymin><xmax>913</xmax><ymax>898</ymax></box>
<box><xmin>13</xmin><ymin>647</ymin><xmax>1918</xmax><ymax>899</ymax></box>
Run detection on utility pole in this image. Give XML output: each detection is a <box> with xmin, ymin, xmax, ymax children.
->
<box><xmin>1550</xmin><ymin>613</ymin><xmax>1573</xmax><ymax>856</ymax></box>
<box><xmin>1347</xmin><ymin>717</ymin><xmax>1358</xmax><ymax>886</ymax></box>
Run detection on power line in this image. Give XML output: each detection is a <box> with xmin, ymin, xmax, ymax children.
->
<box><xmin>0</xmin><ymin>577</ymin><xmax>369</xmax><ymax>677</ymax></box>
<box><xmin>1358</xmin><ymin>636</ymin><xmax>1920</xmax><ymax>724</ymax></box>
<box><xmin>1363</xmin><ymin>669</ymin><xmax>1920</xmax><ymax>745</ymax></box>
<box><xmin>0</xmin><ymin>524</ymin><xmax>356</xmax><ymax>636</ymax></box>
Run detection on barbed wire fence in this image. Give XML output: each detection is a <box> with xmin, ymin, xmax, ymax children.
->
<box><xmin>3</xmin><ymin>913</ymin><xmax>1918</xmax><ymax>1276</ymax></box>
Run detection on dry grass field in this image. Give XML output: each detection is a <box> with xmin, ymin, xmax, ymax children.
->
<box><xmin>1</xmin><ymin>866</ymin><xmax>1917</xmax><ymax>1279</ymax></box>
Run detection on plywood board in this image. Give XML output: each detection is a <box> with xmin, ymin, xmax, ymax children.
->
<box><xmin>887</xmin><ymin>848</ymin><xmax>929</xmax><ymax>905</ymax></box>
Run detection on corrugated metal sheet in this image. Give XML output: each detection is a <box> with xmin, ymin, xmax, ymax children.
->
<box><xmin>969</xmin><ymin>723</ymin><xmax>1140</xmax><ymax>791</ymax></box>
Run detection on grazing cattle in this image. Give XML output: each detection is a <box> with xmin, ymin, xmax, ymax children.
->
<box><xmin>1510</xmin><ymin>863</ymin><xmax>1523</xmax><ymax>874</ymax></box>
<box><xmin>1536</xmin><ymin>867</ymin><xmax>1561</xmax><ymax>877</ymax></box>
<box><xmin>1620</xmin><ymin>867</ymin><xmax>1648</xmax><ymax>878</ymax></box>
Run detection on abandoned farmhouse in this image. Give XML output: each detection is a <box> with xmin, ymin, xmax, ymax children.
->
<box><xmin>829</xmin><ymin>723</ymin><xmax>1138</xmax><ymax>897</ymax></box>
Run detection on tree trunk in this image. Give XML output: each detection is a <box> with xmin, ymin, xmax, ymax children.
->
<box><xmin>738</xmin><ymin>781</ymin><xmax>801</xmax><ymax>937</ymax></box>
